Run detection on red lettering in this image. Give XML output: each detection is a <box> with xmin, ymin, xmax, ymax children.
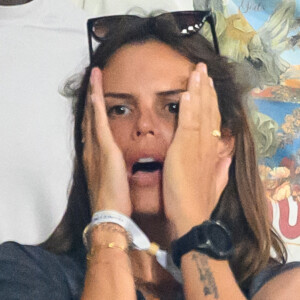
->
<box><xmin>278</xmin><ymin>198</ymin><xmax>300</xmax><ymax>239</ymax></box>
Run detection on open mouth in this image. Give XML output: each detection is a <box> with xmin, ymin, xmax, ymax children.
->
<box><xmin>132</xmin><ymin>160</ymin><xmax>163</xmax><ymax>175</ymax></box>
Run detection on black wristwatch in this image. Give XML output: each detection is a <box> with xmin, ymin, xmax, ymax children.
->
<box><xmin>171</xmin><ymin>220</ymin><xmax>233</xmax><ymax>268</ymax></box>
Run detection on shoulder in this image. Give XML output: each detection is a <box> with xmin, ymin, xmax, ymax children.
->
<box><xmin>249</xmin><ymin>261</ymin><xmax>300</xmax><ymax>300</ymax></box>
<box><xmin>0</xmin><ymin>241</ymin><xmax>85</xmax><ymax>300</ymax></box>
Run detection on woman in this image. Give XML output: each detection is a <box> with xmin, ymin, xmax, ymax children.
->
<box><xmin>1</xmin><ymin>12</ymin><xmax>300</xmax><ymax>300</ymax></box>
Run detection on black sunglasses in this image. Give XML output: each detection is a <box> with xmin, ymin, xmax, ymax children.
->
<box><xmin>87</xmin><ymin>10</ymin><xmax>220</xmax><ymax>63</ymax></box>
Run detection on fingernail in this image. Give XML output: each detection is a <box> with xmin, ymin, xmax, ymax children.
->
<box><xmin>90</xmin><ymin>70</ymin><xmax>94</xmax><ymax>84</ymax></box>
<box><xmin>194</xmin><ymin>71</ymin><xmax>200</xmax><ymax>83</ymax></box>
<box><xmin>201</xmin><ymin>64</ymin><xmax>207</xmax><ymax>74</ymax></box>
<box><xmin>91</xmin><ymin>94</ymin><xmax>96</xmax><ymax>103</ymax></box>
<box><xmin>91</xmin><ymin>68</ymin><xmax>96</xmax><ymax>84</ymax></box>
<box><xmin>182</xmin><ymin>92</ymin><xmax>190</xmax><ymax>101</ymax></box>
<box><xmin>209</xmin><ymin>77</ymin><xmax>214</xmax><ymax>87</ymax></box>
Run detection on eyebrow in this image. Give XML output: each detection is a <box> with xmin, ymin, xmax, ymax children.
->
<box><xmin>157</xmin><ymin>89</ymin><xmax>186</xmax><ymax>97</ymax></box>
<box><xmin>104</xmin><ymin>92</ymin><xmax>135</xmax><ymax>100</ymax></box>
<box><xmin>104</xmin><ymin>89</ymin><xmax>186</xmax><ymax>100</ymax></box>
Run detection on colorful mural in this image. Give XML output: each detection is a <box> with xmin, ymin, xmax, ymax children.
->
<box><xmin>194</xmin><ymin>0</ymin><xmax>300</xmax><ymax>261</ymax></box>
<box><xmin>236</xmin><ymin>0</ymin><xmax>300</xmax><ymax>262</ymax></box>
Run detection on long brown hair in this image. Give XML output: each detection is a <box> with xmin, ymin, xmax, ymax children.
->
<box><xmin>41</xmin><ymin>17</ymin><xmax>286</xmax><ymax>289</ymax></box>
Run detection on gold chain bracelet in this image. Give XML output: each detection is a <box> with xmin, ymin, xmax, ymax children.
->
<box><xmin>93</xmin><ymin>223</ymin><xmax>132</xmax><ymax>244</ymax></box>
<box><xmin>83</xmin><ymin>222</ymin><xmax>133</xmax><ymax>251</ymax></box>
<box><xmin>87</xmin><ymin>242</ymin><xmax>129</xmax><ymax>261</ymax></box>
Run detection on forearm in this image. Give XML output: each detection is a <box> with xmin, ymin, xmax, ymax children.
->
<box><xmin>181</xmin><ymin>252</ymin><xmax>246</xmax><ymax>300</ymax></box>
<box><xmin>81</xmin><ymin>248</ymin><xmax>136</xmax><ymax>300</ymax></box>
<box><xmin>81</xmin><ymin>224</ymin><xmax>136</xmax><ymax>300</ymax></box>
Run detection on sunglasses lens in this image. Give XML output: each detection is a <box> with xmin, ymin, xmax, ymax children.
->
<box><xmin>92</xmin><ymin>15</ymin><xmax>139</xmax><ymax>41</ymax></box>
<box><xmin>87</xmin><ymin>10</ymin><xmax>219</xmax><ymax>60</ymax></box>
<box><xmin>92</xmin><ymin>18</ymin><xmax>115</xmax><ymax>40</ymax></box>
<box><xmin>168</xmin><ymin>11</ymin><xmax>209</xmax><ymax>34</ymax></box>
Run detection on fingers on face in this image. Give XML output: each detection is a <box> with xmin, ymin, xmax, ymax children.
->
<box><xmin>83</xmin><ymin>67</ymin><xmax>116</xmax><ymax>157</ymax></box>
<box><xmin>90</xmin><ymin>67</ymin><xmax>108</xmax><ymax>140</ymax></box>
<box><xmin>82</xmin><ymin>81</ymin><xmax>94</xmax><ymax>169</ymax></box>
<box><xmin>178</xmin><ymin>63</ymin><xmax>221</xmax><ymax>135</ymax></box>
<box><xmin>82</xmin><ymin>68</ymin><xmax>104</xmax><ymax>165</ymax></box>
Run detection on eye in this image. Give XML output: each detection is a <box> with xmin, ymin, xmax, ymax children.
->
<box><xmin>166</xmin><ymin>102</ymin><xmax>179</xmax><ymax>114</ymax></box>
<box><xmin>107</xmin><ymin>105</ymin><xmax>130</xmax><ymax>116</ymax></box>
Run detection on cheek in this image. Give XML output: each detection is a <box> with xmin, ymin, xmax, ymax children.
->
<box><xmin>108</xmin><ymin>119</ymin><xmax>132</xmax><ymax>150</ymax></box>
<box><xmin>108</xmin><ymin>116</ymin><xmax>177</xmax><ymax>152</ymax></box>
<box><xmin>161</xmin><ymin>118</ymin><xmax>177</xmax><ymax>146</ymax></box>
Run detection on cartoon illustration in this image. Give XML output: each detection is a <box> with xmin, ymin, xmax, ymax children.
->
<box><xmin>193</xmin><ymin>0</ymin><xmax>300</xmax><ymax>261</ymax></box>
<box><xmin>194</xmin><ymin>0</ymin><xmax>298</xmax><ymax>88</ymax></box>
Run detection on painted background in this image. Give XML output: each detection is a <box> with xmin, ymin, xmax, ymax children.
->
<box><xmin>195</xmin><ymin>0</ymin><xmax>300</xmax><ymax>261</ymax></box>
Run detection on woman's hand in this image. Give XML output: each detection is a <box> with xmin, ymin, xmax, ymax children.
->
<box><xmin>163</xmin><ymin>63</ymin><xmax>233</xmax><ymax>237</ymax></box>
<box><xmin>82</xmin><ymin>67</ymin><xmax>132</xmax><ymax>216</ymax></box>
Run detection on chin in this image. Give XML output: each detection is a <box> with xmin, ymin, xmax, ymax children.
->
<box><xmin>130</xmin><ymin>186</ymin><xmax>172</xmax><ymax>248</ymax></box>
<box><xmin>130</xmin><ymin>185</ymin><xmax>163</xmax><ymax>215</ymax></box>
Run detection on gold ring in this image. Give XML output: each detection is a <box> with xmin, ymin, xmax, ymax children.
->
<box><xmin>211</xmin><ymin>130</ymin><xmax>221</xmax><ymax>138</ymax></box>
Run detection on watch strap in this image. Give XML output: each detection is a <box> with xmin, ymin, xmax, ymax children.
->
<box><xmin>171</xmin><ymin>223</ymin><xmax>207</xmax><ymax>268</ymax></box>
<box><xmin>171</xmin><ymin>220</ymin><xmax>233</xmax><ymax>268</ymax></box>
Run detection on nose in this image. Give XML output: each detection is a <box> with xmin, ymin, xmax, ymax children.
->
<box><xmin>135</xmin><ymin>109</ymin><xmax>156</xmax><ymax>138</ymax></box>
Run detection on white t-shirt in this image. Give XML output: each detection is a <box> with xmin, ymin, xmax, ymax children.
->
<box><xmin>71</xmin><ymin>0</ymin><xmax>194</xmax><ymax>16</ymax></box>
<box><xmin>0</xmin><ymin>0</ymin><xmax>89</xmax><ymax>244</ymax></box>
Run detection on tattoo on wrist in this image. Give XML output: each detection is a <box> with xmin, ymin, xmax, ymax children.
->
<box><xmin>192</xmin><ymin>253</ymin><xmax>219</xmax><ymax>299</ymax></box>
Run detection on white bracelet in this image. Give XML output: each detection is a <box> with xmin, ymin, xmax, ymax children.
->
<box><xmin>83</xmin><ymin>210</ymin><xmax>182</xmax><ymax>284</ymax></box>
<box><xmin>91</xmin><ymin>210</ymin><xmax>150</xmax><ymax>250</ymax></box>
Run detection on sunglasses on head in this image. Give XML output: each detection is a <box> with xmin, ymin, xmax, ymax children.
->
<box><xmin>87</xmin><ymin>10</ymin><xmax>220</xmax><ymax>63</ymax></box>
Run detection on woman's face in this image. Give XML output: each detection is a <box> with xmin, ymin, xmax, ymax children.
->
<box><xmin>102</xmin><ymin>40</ymin><xmax>194</xmax><ymax>215</ymax></box>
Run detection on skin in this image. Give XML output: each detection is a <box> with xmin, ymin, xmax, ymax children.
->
<box><xmin>82</xmin><ymin>40</ymin><xmax>237</xmax><ymax>299</ymax></box>
<box><xmin>84</xmin><ymin>41</ymin><xmax>234</xmax><ymax>222</ymax></box>
<box><xmin>252</xmin><ymin>268</ymin><xmax>300</xmax><ymax>300</ymax></box>
<box><xmin>101</xmin><ymin>41</ymin><xmax>194</xmax><ymax>216</ymax></box>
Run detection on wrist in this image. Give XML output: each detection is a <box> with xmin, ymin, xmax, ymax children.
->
<box><xmin>90</xmin><ymin>223</ymin><xmax>130</xmax><ymax>247</ymax></box>
<box><xmin>83</xmin><ymin>210</ymin><xmax>183</xmax><ymax>283</ymax></box>
<box><xmin>170</xmin><ymin>215</ymin><xmax>208</xmax><ymax>239</ymax></box>
<box><xmin>91</xmin><ymin>199</ymin><xmax>132</xmax><ymax>217</ymax></box>
<box><xmin>171</xmin><ymin>220</ymin><xmax>234</xmax><ymax>268</ymax></box>
<box><xmin>87</xmin><ymin>224</ymin><xmax>131</xmax><ymax>263</ymax></box>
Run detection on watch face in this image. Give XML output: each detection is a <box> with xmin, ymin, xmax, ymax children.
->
<box><xmin>209</xmin><ymin>223</ymin><xmax>232</xmax><ymax>252</ymax></box>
